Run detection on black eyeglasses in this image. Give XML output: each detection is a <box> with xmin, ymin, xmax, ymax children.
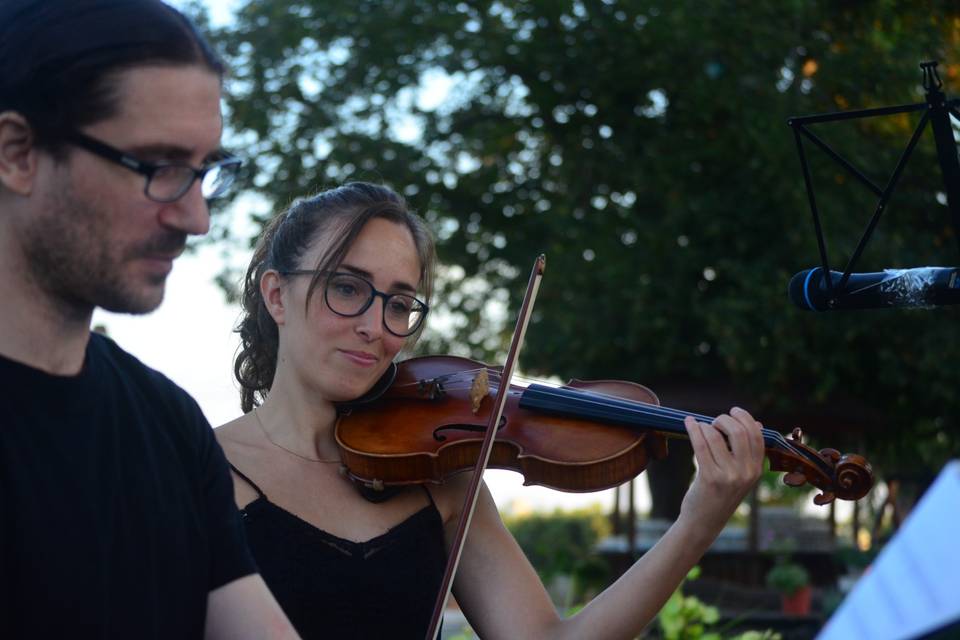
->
<box><xmin>281</xmin><ymin>270</ymin><xmax>429</xmax><ymax>337</ymax></box>
<box><xmin>63</xmin><ymin>130</ymin><xmax>242</xmax><ymax>203</ymax></box>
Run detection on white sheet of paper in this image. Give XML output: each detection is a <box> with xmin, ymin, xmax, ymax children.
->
<box><xmin>818</xmin><ymin>460</ymin><xmax>960</xmax><ymax>640</ymax></box>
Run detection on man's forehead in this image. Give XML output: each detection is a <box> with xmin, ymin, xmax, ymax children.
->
<box><xmin>93</xmin><ymin>64</ymin><xmax>224</xmax><ymax>155</ymax></box>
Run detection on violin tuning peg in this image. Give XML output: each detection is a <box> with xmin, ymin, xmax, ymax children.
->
<box><xmin>814</xmin><ymin>491</ymin><xmax>836</xmax><ymax>506</ymax></box>
<box><xmin>783</xmin><ymin>471</ymin><xmax>807</xmax><ymax>487</ymax></box>
<box><xmin>790</xmin><ymin>428</ymin><xmax>804</xmax><ymax>442</ymax></box>
<box><xmin>818</xmin><ymin>447</ymin><xmax>841</xmax><ymax>463</ymax></box>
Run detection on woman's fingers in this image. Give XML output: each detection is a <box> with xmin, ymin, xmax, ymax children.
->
<box><xmin>685</xmin><ymin>408</ymin><xmax>765</xmax><ymax>484</ymax></box>
<box><xmin>729</xmin><ymin>406</ymin><xmax>764</xmax><ymax>463</ymax></box>
<box><xmin>684</xmin><ymin>416</ymin><xmax>718</xmax><ymax>470</ymax></box>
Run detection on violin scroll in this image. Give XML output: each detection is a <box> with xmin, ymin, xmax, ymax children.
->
<box><xmin>768</xmin><ymin>430</ymin><xmax>874</xmax><ymax>505</ymax></box>
<box><xmin>819</xmin><ymin>449</ymin><xmax>875</xmax><ymax>504</ymax></box>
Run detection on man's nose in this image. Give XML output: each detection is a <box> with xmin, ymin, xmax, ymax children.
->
<box><xmin>158</xmin><ymin>180</ymin><xmax>211</xmax><ymax>236</ymax></box>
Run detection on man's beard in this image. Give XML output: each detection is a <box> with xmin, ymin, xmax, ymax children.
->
<box><xmin>21</xmin><ymin>180</ymin><xmax>187</xmax><ymax>316</ymax></box>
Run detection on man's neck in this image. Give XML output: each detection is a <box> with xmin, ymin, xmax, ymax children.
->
<box><xmin>0</xmin><ymin>237</ymin><xmax>93</xmax><ymax>375</ymax></box>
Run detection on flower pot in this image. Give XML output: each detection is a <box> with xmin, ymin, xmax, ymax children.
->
<box><xmin>780</xmin><ymin>584</ymin><xmax>812</xmax><ymax>615</ymax></box>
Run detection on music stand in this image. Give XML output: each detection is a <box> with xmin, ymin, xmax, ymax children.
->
<box><xmin>788</xmin><ymin>61</ymin><xmax>960</xmax><ymax>305</ymax></box>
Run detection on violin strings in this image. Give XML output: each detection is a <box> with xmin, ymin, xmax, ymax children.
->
<box><xmin>520</xmin><ymin>382</ymin><xmax>781</xmax><ymax>439</ymax></box>
<box><xmin>531</xmin><ymin>384</ymin><xmax>811</xmax><ymax>460</ymax></box>
<box><xmin>390</xmin><ymin>367</ymin><xmax>813</xmax><ymax>464</ymax></box>
<box><xmin>485</xmin><ymin>372</ymin><xmax>806</xmax><ymax>457</ymax></box>
<box><xmin>418</xmin><ymin>368</ymin><xmax>788</xmax><ymax>443</ymax></box>
<box><xmin>386</xmin><ymin>365</ymin><xmax>834</xmax><ymax>487</ymax></box>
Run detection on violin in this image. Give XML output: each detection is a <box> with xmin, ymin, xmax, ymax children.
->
<box><xmin>336</xmin><ymin>354</ymin><xmax>875</xmax><ymax>506</ymax></box>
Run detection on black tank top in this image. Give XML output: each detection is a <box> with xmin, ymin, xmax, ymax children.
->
<box><xmin>229</xmin><ymin>465</ymin><xmax>447</xmax><ymax>640</ymax></box>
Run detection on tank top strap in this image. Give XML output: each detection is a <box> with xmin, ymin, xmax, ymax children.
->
<box><xmin>420</xmin><ymin>484</ymin><xmax>437</xmax><ymax>509</ymax></box>
<box><xmin>228</xmin><ymin>462</ymin><xmax>266</xmax><ymax>498</ymax></box>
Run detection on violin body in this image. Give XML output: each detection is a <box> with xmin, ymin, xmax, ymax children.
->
<box><xmin>337</xmin><ymin>355</ymin><xmax>670</xmax><ymax>492</ymax></box>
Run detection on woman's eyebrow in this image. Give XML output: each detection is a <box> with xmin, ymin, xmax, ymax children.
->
<box><xmin>340</xmin><ymin>264</ymin><xmax>418</xmax><ymax>293</ymax></box>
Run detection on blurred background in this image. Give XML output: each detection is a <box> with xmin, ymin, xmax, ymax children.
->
<box><xmin>95</xmin><ymin>1</ymin><xmax>960</xmax><ymax>637</ymax></box>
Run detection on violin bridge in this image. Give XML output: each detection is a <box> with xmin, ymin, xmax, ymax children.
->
<box><xmin>469</xmin><ymin>369</ymin><xmax>490</xmax><ymax>414</ymax></box>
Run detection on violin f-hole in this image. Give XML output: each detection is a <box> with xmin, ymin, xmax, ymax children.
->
<box><xmin>432</xmin><ymin>416</ymin><xmax>507</xmax><ymax>441</ymax></box>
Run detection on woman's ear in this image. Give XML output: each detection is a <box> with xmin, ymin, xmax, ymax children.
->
<box><xmin>0</xmin><ymin>112</ymin><xmax>39</xmax><ymax>196</ymax></box>
<box><xmin>260</xmin><ymin>269</ymin><xmax>287</xmax><ymax>326</ymax></box>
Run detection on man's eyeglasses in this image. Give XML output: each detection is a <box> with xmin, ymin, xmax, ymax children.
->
<box><xmin>281</xmin><ymin>270</ymin><xmax>429</xmax><ymax>337</ymax></box>
<box><xmin>63</xmin><ymin>130</ymin><xmax>242</xmax><ymax>203</ymax></box>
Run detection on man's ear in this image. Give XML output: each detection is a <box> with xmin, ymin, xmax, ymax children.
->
<box><xmin>0</xmin><ymin>111</ymin><xmax>39</xmax><ymax>196</ymax></box>
<box><xmin>261</xmin><ymin>269</ymin><xmax>287</xmax><ymax>326</ymax></box>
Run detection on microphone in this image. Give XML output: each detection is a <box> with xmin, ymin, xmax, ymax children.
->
<box><xmin>788</xmin><ymin>266</ymin><xmax>960</xmax><ymax>311</ymax></box>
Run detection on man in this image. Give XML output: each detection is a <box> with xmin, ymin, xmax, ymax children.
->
<box><xmin>0</xmin><ymin>1</ymin><xmax>298</xmax><ymax>637</ymax></box>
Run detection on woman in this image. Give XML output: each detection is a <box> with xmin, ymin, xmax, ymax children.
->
<box><xmin>216</xmin><ymin>182</ymin><xmax>765</xmax><ymax>639</ymax></box>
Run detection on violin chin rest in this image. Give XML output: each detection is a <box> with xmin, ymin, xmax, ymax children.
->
<box><xmin>353</xmin><ymin>480</ymin><xmax>407</xmax><ymax>504</ymax></box>
<box><xmin>335</xmin><ymin>361</ymin><xmax>399</xmax><ymax>412</ymax></box>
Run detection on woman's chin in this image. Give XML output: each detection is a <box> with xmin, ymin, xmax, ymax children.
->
<box><xmin>331</xmin><ymin>378</ymin><xmax>380</xmax><ymax>404</ymax></box>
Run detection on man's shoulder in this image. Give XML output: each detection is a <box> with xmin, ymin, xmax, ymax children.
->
<box><xmin>89</xmin><ymin>332</ymin><xmax>204</xmax><ymax>418</ymax></box>
<box><xmin>91</xmin><ymin>332</ymin><xmax>174</xmax><ymax>384</ymax></box>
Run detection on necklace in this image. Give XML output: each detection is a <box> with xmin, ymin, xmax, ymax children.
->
<box><xmin>253</xmin><ymin>407</ymin><xmax>342</xmax><ymax>464</ymax></box>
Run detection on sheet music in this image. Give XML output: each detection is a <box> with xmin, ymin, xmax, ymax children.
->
<box><xmin>818</xmin><ymin>460</ymin><xmax>960</xmax><ymax>640</ymax></box>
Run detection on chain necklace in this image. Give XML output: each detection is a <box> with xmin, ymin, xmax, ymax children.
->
<box><xmin>253</xmin><ymin>407</ymin><xmax>342</xmax><ymax>464</ymax></box>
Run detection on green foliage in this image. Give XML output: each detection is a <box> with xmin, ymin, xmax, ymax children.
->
<box><xmin>503</xmin><ymin>506</ymin><xmax>611</xmax><ymax>601</ymax></box>
<box><xmin>764</xmin><ymin>560</ymin><xmax>810</xmax><ymax>597</ymax></box>
<box><xmin>209</xmin><ymin>0</ymin><xmax>960</xmax><ymax>474</ymax></box>
<box><xmin>658</xmin><ymin>568</ymin><xmax>723</xmax><ymax>640</ymax></box>
<box><xmin>834</xmin><ymin>545</ymin><xmax>878</xmax><ymax>572</ymax></box>
<box><xmin>657</xmin><ymin>567</ymin><xmax>782</xmax><ymax>640</ymax></box>
<box><xmin>728</xmin><ymin>633</ymin><xmax>783</xmax><ymax>640</ymax></box>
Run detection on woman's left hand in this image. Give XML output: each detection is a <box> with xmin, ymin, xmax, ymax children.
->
<box><xmin>681</xmin><ymin>407</ymin><xmax>765</xmax><ymax>531</ymax></box>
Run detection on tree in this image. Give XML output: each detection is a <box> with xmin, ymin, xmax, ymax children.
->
<box><xmin>207</xmin><ymin>1</ymin><xmax>960</xmax><ymax>496</ymax></box>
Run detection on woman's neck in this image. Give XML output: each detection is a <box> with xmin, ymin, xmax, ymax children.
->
<box><xmin>256</xmin><ymin>383</ymin><xmax>340</xmax><ymax>461</ymax></box>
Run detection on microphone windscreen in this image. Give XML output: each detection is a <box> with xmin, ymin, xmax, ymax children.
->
<box><xmin>788</xmin><ymin>268</ymin><xmax>821</xmax><ymax>310</ymax></box>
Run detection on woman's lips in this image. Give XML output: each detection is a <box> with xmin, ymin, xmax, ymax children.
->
<box><xmin>340</xmin><ymin>350</ymin><xmax>379</xmax><ymax>367</ymax></box>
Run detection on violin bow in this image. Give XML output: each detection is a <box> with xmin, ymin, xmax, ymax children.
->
<box><xmin>424</xmin><ymin>254</ymin><xmax>546</xmax><ymax>640</ymax></box>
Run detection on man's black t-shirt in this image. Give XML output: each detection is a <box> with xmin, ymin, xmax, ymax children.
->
<box><xmin>0</xmin><ymin>333</ymin><xmax>256</xmax><ymax>638</ymax></box>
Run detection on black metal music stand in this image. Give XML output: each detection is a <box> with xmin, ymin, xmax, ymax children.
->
<box><xmin>788</xmin><ymin>61</ymin><xmax>960</xmax><ymax>302</ymax></box>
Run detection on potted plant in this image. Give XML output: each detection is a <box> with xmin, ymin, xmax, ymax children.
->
<box><xmin>765</xmin><ymin>559</ymin><xmax>811</xmax><ymax>615</ymax></box>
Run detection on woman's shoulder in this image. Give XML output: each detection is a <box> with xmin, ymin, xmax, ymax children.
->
<box><xmin>214</xmin><ymin>415</ymin><xmax>265</xmax><ymax>471</ymax></box>
<box><xmin>215</xmin><ymin>414</ymin><xmax>256</xmax><ymax>447</ymax></box>
<box><xmin>213</xmin><ymin>415</ymin><xmax>265</xmax><ymax>505</ymax></box>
